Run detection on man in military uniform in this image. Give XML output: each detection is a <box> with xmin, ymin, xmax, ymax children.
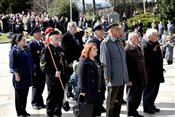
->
<box><xmin>100</xmin><ymin>23</ymin><xmax>129</xmax><ymax>117</ymax></box>
<box><xmin>40</xmin><ymin>30</ymin><xmax>68</xmax><ymax>117</ymax></box>
<box><xmin>28</xmin><ymin>26</ymin><xmax>46</xmax><ymax>110</ymax></box>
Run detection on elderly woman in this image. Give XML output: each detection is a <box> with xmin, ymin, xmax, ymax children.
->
<box><xmin>78</xmin><ymin>43</ymin><xmax>105</xmax><ymax>117</ymax></box>
<box><xmin>9</xmin><ymin>34</ymin><xmax>34</xmax><ymax>117</ymax></box>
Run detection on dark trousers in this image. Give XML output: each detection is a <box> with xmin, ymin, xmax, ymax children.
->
<box><xmin>46</xmin><ymin>75</ymin><xmax>64</xmax><ymax>116</ymax></box>
<box><xmin>167</xmin><ymin>61</ymin><xmax>173</xmax><ymax>65</ymax></box>
<box><xmin>14</xmin><ymin>87</ymin><xmax>29</xmax><ymax>116</ymax></box>
<box><xmin>143</xmin><ymin>83</ymin><xmax>160</xmax><ymax>109</ymax></box>
<box><xmin>32</xmin><ymin>70</ymin><xmax>46</xmax><ymax>106</ymax></box>
<box><xmin>106</xmin><ymin>85</ymin><xmax>124</xmax><ymax>117</ymax></box>
<box><xmin>127</xmin><ymin>86</ymin><xmax>143</xmax><ymax>115</ymax></box>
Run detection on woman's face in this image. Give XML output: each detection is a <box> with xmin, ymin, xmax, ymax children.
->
<box><xmin>18</xmin><ymin>36</ymin><xmax>26</xmax><ymax>47</ymax></box>
<box><xmin>89</xmin><ymin>45</ymin><xmax>98</xmax><ymax>58</ymax></box>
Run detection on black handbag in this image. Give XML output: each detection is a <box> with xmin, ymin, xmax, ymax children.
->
<box><xmin>73</xmin><ymin>95</ymin><xmax>93</xmax><ymax>117</ymax></box>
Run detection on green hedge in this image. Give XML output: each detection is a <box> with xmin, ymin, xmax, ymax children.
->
<box><xmin>126</xmin><ymin>13</ymin><xmax>160</xmax><ymax>33</ymax></box>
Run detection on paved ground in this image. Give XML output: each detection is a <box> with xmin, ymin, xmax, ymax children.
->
<box><xmin>0</xmin><ymin>43</ymin><xmax>175</xmax><ymax>117</ymax></box>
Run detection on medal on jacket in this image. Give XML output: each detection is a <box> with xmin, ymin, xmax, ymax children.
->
<box><xmin>37</xmin><ymin>50</ymin><xmax>40</xmax><ymax>54</ymax></box>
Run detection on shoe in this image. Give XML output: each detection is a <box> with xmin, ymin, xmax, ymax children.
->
<box><xmin>39</xmin><ymin>104</ymin><xmax>46</xmax><ymax>109</ymax></box>
<box><xmin>101</xmin><ymin>105</ymin><xmax>106</xmax><ymax>113</ymax></box>
<box><xmin>33</xmin><ymin>105</ymin><xmax>41</xmax><ymax>110</ymax></box>
<box><xmin>144</xmin><ymin>107</ymin><xmax>155</xmax><ymax>114</ymax></box>
<box><xmin>122</xmin><ymin>99</ymin><xmax>126</xmax><ymax>105</ymax></box>
<box><xmin>55</xmin><ymin>115</ymin><xmax>61</xmax><ymax>117</ymax></box>
<box><xmin>23</xmin><ymin>112</ymin><xmax>30</xmax><ymax>116</ymax></box>
<box><xmin>153</xmin><ymin>107</ymin><xmax>160</xmax><ymax>112</ymax></box>
<box><xmin>128</xmin><ymin>112</ymin><xmax>143</xmax><ymax>117</ymax></box>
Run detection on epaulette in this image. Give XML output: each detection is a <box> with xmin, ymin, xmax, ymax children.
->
<box><xmin>103</xmin><ymin>36</ymin><xmax>110</xmax><ymax>42</ymax></box>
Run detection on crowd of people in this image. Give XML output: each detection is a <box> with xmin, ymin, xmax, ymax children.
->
<box><xmin>7</xmin><ymin>11</ymin><xmax>175</xmax><ymax>117</ymax></box>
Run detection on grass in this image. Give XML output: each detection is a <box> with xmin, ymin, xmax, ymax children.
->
<box><xmin>0</xmin><ymin>33</ymin><xmax>11</xmax><ymax>43</ymax></box>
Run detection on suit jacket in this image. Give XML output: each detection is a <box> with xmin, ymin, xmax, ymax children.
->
<box><xmin>61</xmin><ymin>31</ymin><xmax>83</xmax><ymax>64</ymax></box>
<box><xmin>125</xmin><ymin>43</ymin><xmax>147</xmax><ymax>86</ymax></box>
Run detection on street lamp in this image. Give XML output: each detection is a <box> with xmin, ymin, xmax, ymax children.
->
<box><xmin>70</xmin><ymin>0</ymin><xmax>72</xmax><ymax>21</ymax></box>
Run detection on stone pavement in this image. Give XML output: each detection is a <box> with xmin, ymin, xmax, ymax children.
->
<box><xmin>0</xmin><ymin>43</ymin><xmax>175</xmax><ymax>117</ymax></box>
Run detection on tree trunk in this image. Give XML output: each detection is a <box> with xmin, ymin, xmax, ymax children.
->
<box><xmin>82</xmin><ymin>0</ymin><xmax>85</xmax><ymax>14</ymax></box>
<box><xmin>92</xmin><ymin>0</ymin><xmax>96</xmax><ymax>15</ymax></box>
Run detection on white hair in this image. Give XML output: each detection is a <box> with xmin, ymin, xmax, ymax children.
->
<box><xmin>67</xmin><ymin>21</ymin><xmax>77</xmax><ymax>31</ymax></box>
<box><xmin>145</xmin><ymin>28</ymin><xmax>157</xmax><ymax>39</ymax></box>
<box><xmin>128</xmin><ymin>32</ymin><xmax>139</xmax><ymax>43</ymax></box>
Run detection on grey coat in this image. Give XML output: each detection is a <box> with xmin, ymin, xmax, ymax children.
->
<box><xmin>164</xmin><ymin>42</ymin><xmax>174</xmax><ymax>61</ymax></box>
<box><xmin>100</xmin><ymin>35</ymin><xmax>129</xmax><ymax>86</ymax></box>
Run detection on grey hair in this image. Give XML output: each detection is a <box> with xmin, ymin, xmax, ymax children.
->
<box><xmin>67</xmin><ymin>21</ymin><xmax>77</xmax><ymax>31</ymax></box>
<box><xmin>128</xmin><ymin>32</ymin><xmax>139</xmax><ymax>43</ymax></box>
<box><xmin>145</xmin><ymin>28</ymin><xmax>157</xmax><ymax>39</ymax></box>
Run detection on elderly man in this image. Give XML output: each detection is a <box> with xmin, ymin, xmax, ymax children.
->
<box><xmin>141</xmin><ymin>28</ymin><xmax>165</xmax><ymax>114</ymax></box>
<box><xmin>125</xmin><ymin>32</ymin><xmax>147</xmax><ymax>117</ymax></box>
<box><xmin>61</xmin><ymin>21</ymin><xmax>83</xmax><ymax>97</ymax></box>
<box><xmin>100</xmin><ymin>23</ymin><xmax>128</xmax><ymax>117</ymax></box>
<box><xmin>28</xmin><ymin>26</ymin><xmax>46</xmax><ymax>110</ymax></box>
<box><xmin>41</xmin><ymin>30</ymin><xmax>68</xmax><ymax>117</ymax></box>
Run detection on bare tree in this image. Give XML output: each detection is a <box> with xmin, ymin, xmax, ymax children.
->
<box><xmin>82</xmin><ymin>0</ymin><xmax>85</xmax><ymax>14</ymax></box>
<box><xmin>92</xmin><ymin>0</ymin><xmax>96</xmax><ymax>15</ymax></box>
<box><xmin>33</xmin><ymin>0</ymin><xmax>53</xmax><ymax>12</ymax></box>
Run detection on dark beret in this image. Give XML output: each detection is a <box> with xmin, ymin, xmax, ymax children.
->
<box><xmin>107</xmin><ymin>22</ymin><xmax>120</xmax><ymax>30</ymax></box>
<box><xmin>92</xmin><ymin>24</ymin><xmax>104</xmax><ymax>32</ymax></box>
<box><xmin>48</xmin><ymin>30</ymin><xmax>60</xmax><ymax>37</ymax></box>
<box><xmin>30</xmin><ymin>26</ymin><xmax>41</xmax><ymax>36</ymax></box>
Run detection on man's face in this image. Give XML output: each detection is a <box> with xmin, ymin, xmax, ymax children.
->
<box><xmin>33</xmin><ymin>32</ymin><xmax>42</xmax><ymax>40</ymax></box>
<box><xmin>70</xmin><ymin>24</ymin><xmax>77</xmax><ymax>33</ymax></box>
<box><xmin>95</xmin><ymin>29</ymin><xmax>104</xmax><ymax>39</ymax></box>
<box><xmin>111</xmin><ymin>27</ymin><xmax>123</xmax><ymax>38</ymax></box>
<box><xmin>50</xmin><ymin>34</ymin><xmax>61</xmax><ymax>45</ymax></box>
<box><xmin>149</xmin><ymin>32</ymin><xmax>158</xmax><ymax>42</ymax></box>
<box><xmin>131</xmin><ymin>35</ymin><xmax>140</xmax><ymax>46</ymax></box>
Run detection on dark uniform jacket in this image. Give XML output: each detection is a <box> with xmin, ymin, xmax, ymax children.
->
<box><xmin>87</xmin><ymin>36</ymin><xmax>102</xmax><ymax>59</ymax></box>
<box><xmin>28</xmin><ymin>40</ymin><xmax>44</xmax><ymax>70</ymax></box>
<box><xmin>40</xmin><ymin>44</ymin><xmax>68</xmax><ymax>85</ymax></box>
<box><xmin>78</xmin><ymin>58</ymin><xmax>105</xmax><ymax>103</ymax></box>
<box><xmin>141</xmin><ymin>39</ymin><xmax>165</xmax><ymax>84</ymax></box>
<box><xmin>125</xmin><ymin>43</ymin><xmax>147</xmax><ymax>86</ymax></box>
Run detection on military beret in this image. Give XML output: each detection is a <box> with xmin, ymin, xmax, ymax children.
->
<box><xmin>44</xmin><ymin>27</ymin><xmax>54</xmax><ymax>35</ymax></box>
<box><xmin>107</xmin><ymin>22</ymin><xmax>120</xmax><ymax>30</ymax></box>
<box><xmin>30</xmin><ymin>26</ymin><xmax>41</xmax><ymax>36</ymax></box>
<box><xmin>48</xmin><ymin>30</ymin><xmax>61</xmax><ymax>37</ymax></box>
<box><xmin>92</xmin><ymin>24</ymin><xmax>104</xmax><ymax>32</ymax></box>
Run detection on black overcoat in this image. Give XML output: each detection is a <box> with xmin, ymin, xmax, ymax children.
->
<box><xmin>141</xmin><ymin>40</ymin><xmax>165</xmax><ymax>84</ymax></box>
<box><xmin>78</xmin><ymin>58</ymin><xmax>105</xmax><ymax>103</ymax></box>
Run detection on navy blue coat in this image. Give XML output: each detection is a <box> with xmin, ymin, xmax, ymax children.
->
<box><xmin>78</xmin><ymin>58</ymin><xmax>105</xmax><ymax>103</ymax></box>
<box><xmin>9</xmin><ymin>46</ymin><xmax>34</xmax><ymax>89</ymax></box>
